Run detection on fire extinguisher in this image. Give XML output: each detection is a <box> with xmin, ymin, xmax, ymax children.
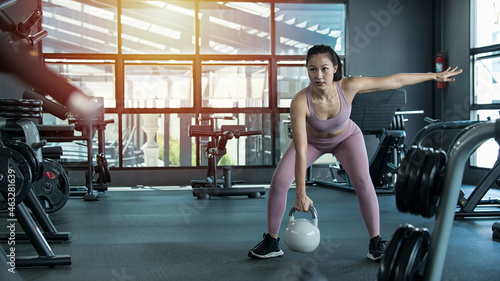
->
<box><xmin>435</xmin><ymin>50</ymin><xmax>447</xmax><ymax>89</ymax></box>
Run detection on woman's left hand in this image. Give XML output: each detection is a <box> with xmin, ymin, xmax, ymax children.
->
<box><xmin>436</xmin><ymin>66</ymin><xmax>463</xmax><ymax>82</ymax></box>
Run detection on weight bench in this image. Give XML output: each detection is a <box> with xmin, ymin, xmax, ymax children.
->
<box><xmin>314</xmin><ymin>88</ymin><xmax>408</xmax><ymax>194</ymax></box>
<box><xmin>188</xmin><ymin>117</ymin><xmax>266</xmax><ymax>199</ymax></box>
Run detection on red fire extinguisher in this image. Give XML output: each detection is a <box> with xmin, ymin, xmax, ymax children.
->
<box><xmin>435</xmin><ymin>50</ymin><xmax>447</xmax><ymax>89</ymax></box>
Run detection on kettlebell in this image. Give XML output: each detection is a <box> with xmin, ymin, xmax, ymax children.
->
<box><xmin>284</xmin><ymin>206</ymin><xmax>320</xmax><ymax>252</ymax></box>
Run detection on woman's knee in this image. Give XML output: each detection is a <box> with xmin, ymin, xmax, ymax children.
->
<box><xmin>351</xmin><ymin>175</ymin><xmax>374</xmax><ymax>193</ymax></box>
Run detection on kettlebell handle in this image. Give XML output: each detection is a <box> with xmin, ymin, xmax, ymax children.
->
<box><xmin>288</xmin><ymin>206</ymin><xmax>318</xmax><ymax>227</ymax></box>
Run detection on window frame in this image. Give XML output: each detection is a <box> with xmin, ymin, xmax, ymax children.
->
<box><xmin>469</xmin><ymin>0</ymin><xmax>500</xmax><ymax>169</ymax></box>
<box><xmin>41</xmin><ymin>0</ymin><xmax>347</xmax><ymax>169</ymax></box>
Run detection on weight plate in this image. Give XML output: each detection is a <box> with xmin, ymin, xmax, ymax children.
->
<box><xmin>425</xmin><ymin>150</ymin><xmax>447</xmax><ymax>218</ymax></box>
<box><xmin>0</xmin><ymin>99</ymin><xmax>42</xmax><ymax>107</ymax></box>
<box><xmin>0</xmin><ymin>111</ymin><xmax>42</xmax><ymax>119</ymax></box>
<box><xmin>31</xmin><ymin>159</ymin><xmax>70</xmax><ymax>213</ymax></box>
<box><xmin>418</xmin><ymin>153</ymin><xmax>436</xmax><ymax>218</ymax></box>
<box><xmin>393</xmin><ymin>227</ymin><xmax>431</xmax><ymax>281</ymax></box>
<box><xmin>97</xmin><ymin>153</ymin><xmax>111</xmax><ymax>183</ymax></box>
<box><xmin>406</xmin><ymin>148</ymin><xmax>428</xmax><ymax>215</ymax></box>
<box><xmin>3</xmin><ymin>140</ymin><xmax>40</xmax><ymax>181</ymax></box>
<box><xmin>0</xmin><ymin>147</ymin><xmax>32</xmax><ymax>205</ymax></box>
<box><xmin>390</xmin><ymin>116</ymin><xmax>396</xmax><ymax>130</ymax></box>
<box><xmin>378</xmin><ymin>224</ymin><xmax>415</xmax><ymax>281</ymax></box>
<box><xmin>0</xmin><ymin>105</ymin><xmax>42</xmax><ymax>112</ymax></box>
<box><xmin>395</xmin><ymin>147</ymin><xmax>417</xmax><ymax>213</ymax></box>
<box><xmin>419</xmin><ymin>151</ymin><xmax>445</xmax><ymax>218</ymax></box>
<box><xmin>95</xmin><ymin>155</ymin><xmax>104</xmax><ymax>184</ymax></box>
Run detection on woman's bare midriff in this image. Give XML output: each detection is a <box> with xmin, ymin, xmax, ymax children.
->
<box><xmin>306</xmin><ymin>123</ymin><xmax>347</xmax><ymax>138</ymax></box>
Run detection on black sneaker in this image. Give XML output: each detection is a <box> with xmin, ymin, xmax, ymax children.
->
<box><xmin>248</xmin><ymin>233</ymin><xmax>284</xmax><ymax>259</ymax></box>
<box><xmin>367</xmin><ymin>235</ymin><xmax>388</xmax><ymax>261</ymax></box>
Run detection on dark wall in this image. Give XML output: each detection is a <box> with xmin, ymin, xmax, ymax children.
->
<box><xmin>347</xmin><ymin>0</ymin><xmax>434</xmax><ymax>150</ymax></box>
<box><xmin>440</xmin><ymin>0</ymin><xmax>470</xmax><ymax>123</ymax></box>
<box><xmin>346</xmin><ymin>1</ymin><xmax>485</xmax><ymax>186</ymax></box>
<box><xmin>439</xmin><ymin>1</ymin><xmax>487</xmax><ymax>184</ymax></box>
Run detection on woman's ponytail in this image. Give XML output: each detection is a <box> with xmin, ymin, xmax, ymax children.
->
<box><xmin>333</xmin><ymin>51</ymin><xmax>343</xmax><ymax>81</ymax></box>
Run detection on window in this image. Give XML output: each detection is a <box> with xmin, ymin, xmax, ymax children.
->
<box><xmin>124</xmin><ymin>61</ymin><xmax>193</xmax><ymax>108</ymax></box>
<box><xmin>201</xmin><ymin>61</ymin><xmax>269</xmax><ymax>108</ymax></box>
<box><xmin>41</xmin><ymin>0</ymin><xmax>346</xmax><ymax>169</ymax></box>
<box><xmin>121</xmin><ymin>1</ymin><xmax>195</xmax><ymax>54</ymax></box>
<box><xmin>277</xmin><ymin>61</ymin><xmax>309</xmax><ymax>108</ymax></box>
<box><xmin>45</xmin><ymin>60</ymin><xmax>116</xmax><ymax>107</ymax></box>
<box><xmin>42</xmin><ymin>0</ymin><xmax>118</xmax><ymax>53</ymax></box>
<box><xmin>275</xmin><ymin>3</ymin><xmax>345</xmax><ymax>55</ymax></box>
<box><xmin>471</xmin><ymin>0</ymin><xmax>500</xmax><ymax>168</ymax></box>
<box><xmin>199</xmin><ymin>2</ymin><xmax>271</xmax><ymax>54</ymax></box>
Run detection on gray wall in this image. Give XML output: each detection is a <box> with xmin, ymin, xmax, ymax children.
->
<box><xmin>347</xmin><ymin>0</ymin><xmax>434</xmax><ymax>150</ymax></box>
<box><xmin>440</xmin><ymin>0</ymin><xmax>470</xmax><ymax>122</ymax></box>
<box><xmin>439</xmin><ymin>1</ymin><xmax>487</xmax><ymax>184</ymax></box>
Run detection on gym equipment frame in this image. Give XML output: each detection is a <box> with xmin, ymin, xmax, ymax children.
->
<box><xmin>410</xmin><ymin>118</ymin><xmax>500</xmax><ymax>218</ymax></box>
<box><xmin>423</xmin><ymin>119</ymin><xmax>499</xmax><ymax>281</ymax></box>
<box><xmin>188</xmin><ymin>116</ymin><xmax>266</xmax><ymax>199</ymax></box>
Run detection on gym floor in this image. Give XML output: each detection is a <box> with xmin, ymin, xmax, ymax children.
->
<box><xmin>2</xmin><ymin>184</ymin><xmax>500</xmax><ymax>281</ymax></box>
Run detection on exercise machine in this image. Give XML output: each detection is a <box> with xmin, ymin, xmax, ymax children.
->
<box><xmin>313</xmin><ymin>89</ymin><xmax>410</xmax><ymax>194</ymax></box>
<box><xmin>0</xmin><ymin>103</ymin><xmax>72</xmax><ymax>268</ymax></box>
<box><xmin>409</xmin><ymin>117</ymin><xmax>500</xmax><ymax>218</ymax></box>
<box><xmin>188</xmin><ymin>115</ymin><xmax>266</xmax><ymax>199</ymax></box>
<box><xmin>0</xmin><ymin>2</ymin><xmax>109</xmax><ymax>201</ymax></box>
<box><xmin>378</xmin><ymin>119</ymin><xmax>500</xmax><ymax>281</ymax></box>
<box><xmin>23</xmin><ymin>89</ymin><xmax>113</xmax><ymax>200</ymax></box>
<box><xmin>0</xmin><ymin>137</ymin><xmax>72</xmax><ymax>267</ymax></box>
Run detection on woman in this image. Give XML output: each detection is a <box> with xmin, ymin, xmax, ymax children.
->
<box><xmin>248</xmin><ymin>44</ymin><xmax>462</xmax><ymax>261</ymax></box>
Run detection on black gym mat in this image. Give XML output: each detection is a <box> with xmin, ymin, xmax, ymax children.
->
<box><xmin>2</xmin><ymin>185</ymin><xmax>499</xmax><ymax>281</ymax></box>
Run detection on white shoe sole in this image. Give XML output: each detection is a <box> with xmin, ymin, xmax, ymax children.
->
<box><xmin>367</xmin><ymin>253</ymin><xmax>383</xmax><ymax>261</ymax></box>
<box><xmin>248</xmin><ymin>250</ymin><xmax>284</xmax><ymax>259</ymax></box>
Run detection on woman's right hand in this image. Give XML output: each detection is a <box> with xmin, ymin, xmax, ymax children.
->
<box><xmin>294</xmin><ymin>193</ymin><xmax>313</xmax><ymax>212</ymax></box>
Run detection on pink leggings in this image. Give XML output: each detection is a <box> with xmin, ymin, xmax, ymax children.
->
<box><xmin>267</xmin><ymin>120</ymin><xmax>380</xmax><ymax>237</ymax></box>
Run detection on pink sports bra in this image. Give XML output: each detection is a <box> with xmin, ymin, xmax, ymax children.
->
<box><xmin>306</xmin><ymin>82</ymin><xmax>351</xmax><ymax>134</ymax></box>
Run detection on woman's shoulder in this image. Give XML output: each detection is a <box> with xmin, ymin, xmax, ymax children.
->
<box><xmin>290</xmin><ymin>87</ymin><xmax>308</xmax><ymax>110</ymax></box>
<box><xmin>338</xmin><ymin>76</ymin><xmax>356</xmax><ymax>88</ymax></box>
<box><xmin>338</xmin><ymin>77</ymin><xmax>360</xmax><ymax>102</ymax></box>
<box><xmin>291</xmin><ymin>87</ymin><xmax>308</xmax><ymax>102</ymax></box>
